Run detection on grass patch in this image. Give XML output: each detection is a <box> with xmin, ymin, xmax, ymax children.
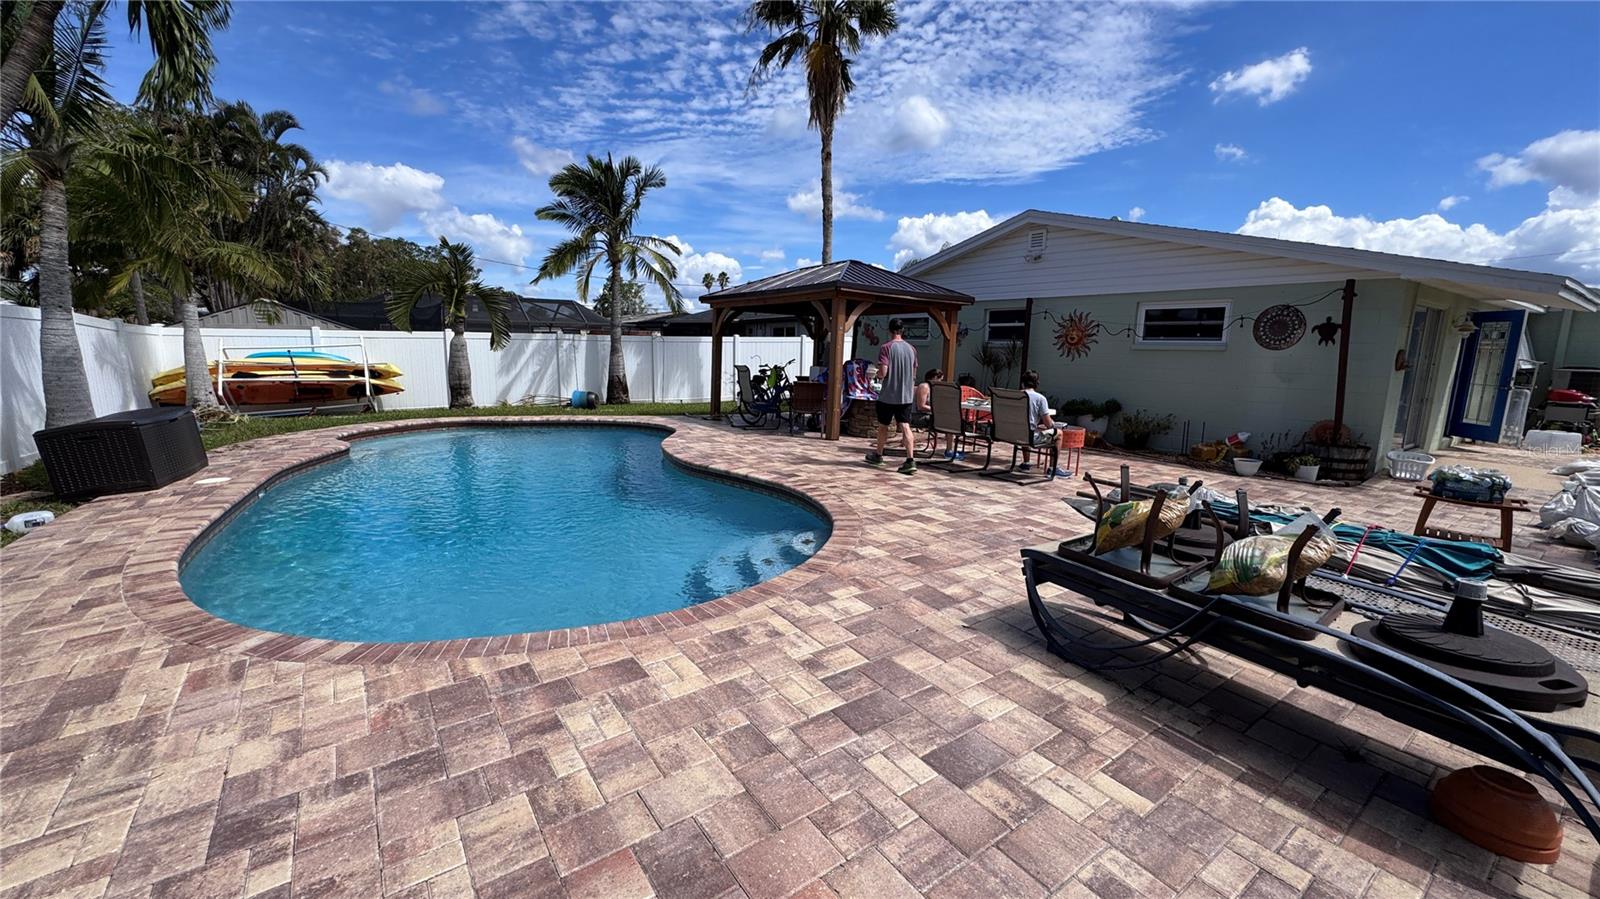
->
<box><xmin>1</xmin><ymin>402</ymin><xmax>726</xmax><ymax>545</ymax></box>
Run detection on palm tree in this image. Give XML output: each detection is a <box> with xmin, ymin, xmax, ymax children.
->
<box><xmin>534</xmin><ymin>154</ymin><xmax>683</xmax><ymax>404</ymax></box>
<box><xmin>386</xmin><ymin>237</ymin><xmax>511</xmax><ymax>408</ymax></box>
<box><xmin>717</xmin><ymin>271</ymin><xmax>730</xmax><ymax>290</ymax></box>
<box><xmin>2</xmin><ymin>7</ymin><xmax>114</xmax><ymax>428</ymax></box>
<box><xmin>3</xmin><ymin>1</ymin><xmax>231</xmax><ymax>128</ymax></box>
<box><xmin>701</xmin><ymin>272</ymin><xmax>715</xmax><ymax>292</ymax></box>
<box><xmin>747</xmin><ymin>0</ymin><xmax>896</xmax><ymax>264</ymax></box>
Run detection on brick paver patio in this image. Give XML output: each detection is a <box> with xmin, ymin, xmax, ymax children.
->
<box><xmin>1</xmin><ymin>416</ymin><xmax>1596</xmax><ymax>898</ymax></box>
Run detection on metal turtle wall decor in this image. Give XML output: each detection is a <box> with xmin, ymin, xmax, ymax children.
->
<box><xmin>1252</xmin><ymin>303</ymin><xmax>1307</xmax><ymax>351</ymax></box>
<box><xmin>1053</xmin><ymin>309</ymin><xmax>1099</xmax><ymax>360</ymax></box>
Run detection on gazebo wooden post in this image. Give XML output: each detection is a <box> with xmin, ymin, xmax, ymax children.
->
<box><xmin>936</xmin><ymin>308</ymin><xmax>959</xmax><ymax>378</ymax></box>
<box><xmin>709</xmin><ymin>308</ymin><xmax>726</xmax><ymax>420</ymax></box>
<box><xmin>825</xmin><ymin>295</ymin><xmax>846</xmax><ymax>440</ymax></box>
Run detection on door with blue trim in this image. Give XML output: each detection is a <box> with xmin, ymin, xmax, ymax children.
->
<box><xmin>1447</xmin><ymin>310</ymin><xmax>1524</xmax><ymax>442</ymax></box>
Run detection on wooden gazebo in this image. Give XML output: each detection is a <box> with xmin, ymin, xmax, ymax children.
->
<box><xmin>704</xmin><ymin>261</ymin><xmax>974</xmax><ymax>440</ymax></box>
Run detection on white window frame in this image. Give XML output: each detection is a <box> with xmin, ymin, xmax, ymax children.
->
<box><xmin>985</xmin><ymin>307</ymin><xmax>1028</xmax><ymax>345</ymax></box>
<box><xmin>1134</xmin><ymin>299</ymin><xmax>1232</xmax><ymax>349</ymax></box>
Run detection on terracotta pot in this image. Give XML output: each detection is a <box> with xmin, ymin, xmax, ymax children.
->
<box><xmin>1430</xmin><ymin>765</ymin><xmax>1562</xmax><ymax>863</ymax></box>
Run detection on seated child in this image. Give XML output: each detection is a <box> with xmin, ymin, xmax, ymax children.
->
<box><xmin>1019</xmin><ymin>369</ymin><xmax>1067</xmax><ymax>475</ymax></box>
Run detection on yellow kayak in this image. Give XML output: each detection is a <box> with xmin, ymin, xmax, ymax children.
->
<box><xmin>151</xmin><ymin>374</ymin><xmax>406</xmax><ymax>407</ymax></box>
<box><xmin>149</xmin><ymin>352</ymin><xmax>404</xmax><ymax>387</ymax></box>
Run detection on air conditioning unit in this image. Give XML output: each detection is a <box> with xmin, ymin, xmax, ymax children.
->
<box><xmin>1023</xmin><ymin>228</ymin><xmax>1046</xmax><ymax>262</ymax></box>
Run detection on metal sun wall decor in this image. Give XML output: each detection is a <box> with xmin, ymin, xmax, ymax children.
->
<box><xmin>1053</xmin><ymin>309</ymin><xmax>1099</xmax><ymax>359</ymax></box>
<box><xmin>1252</xmin><ymin>303</ymin><xmax>1307</xmax><ymax>351</ymax></box>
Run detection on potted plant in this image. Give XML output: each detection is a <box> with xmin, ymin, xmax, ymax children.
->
<box><xmin>1073</xmin><ymin>398</ymin><xmax>1120</xmax><ymax>433</ymax></box>
<box><xmin>1288</xmin><ymin>453</ymin><xmax>1322</xmax><ymax>482</ymax></box>
<box><xmin>970</xmin><ymin>341</ymin><xmax>1021</xmax><ymax>388</ymax></box>
<box><xmin>1116</xmin><ymin>409</ymin><xmax>1175</xmax><ymax>451</ymax></box>
<box><xmin>1059</xmin><ymin>397</ymin><xmax>1096</xmax><ymax>424</ymax></box>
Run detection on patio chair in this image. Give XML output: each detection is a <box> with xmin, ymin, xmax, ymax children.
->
<box><xmin>788</xmin><ymin>381</ymin><xmax>827</xmax><ymax>435</ymax></box>
<box><xmin>927</xmin><ymin>381</ymin><xmax>990</xmax><ymax>468</ymax></box>
<box><xmin>733</xmin><ymin>364</ymin><xmax>783</xmax><ymax>429</ymax></box>
<box><xmin>980</xmin><ymin>387</ymin><xmax>1058</xmax><ymax>481</ymax></box>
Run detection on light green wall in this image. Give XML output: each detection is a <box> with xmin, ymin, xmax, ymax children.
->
<box><xmin>857</xmin><ymin>278</ymin><xmax>1491</xmax><ymax>465</ymax></box>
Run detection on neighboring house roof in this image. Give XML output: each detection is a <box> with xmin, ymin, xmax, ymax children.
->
<box><xmin>707</xmin><ymin>260</ymin><xmax>973</xmax><ymax>304</ymax></box>
<box><xmin>288</xmin><ymin>295</ymin><xmax>608</xmax><ymax>332</ymax></box>
<box><xmin>901</xmin><ymin>210</ymin><xmax>1598</xmax><ymax>312</ymax></box>
<box><xmin>199</xmin><ymin>300</ymin><xmax>351</xmax><ymax>329</ymax></box>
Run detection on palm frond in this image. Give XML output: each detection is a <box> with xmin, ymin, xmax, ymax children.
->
<box><xmin>473</xmin><ymin>286</ymin><xmax>515</xmax><ymax>351</ymax></box>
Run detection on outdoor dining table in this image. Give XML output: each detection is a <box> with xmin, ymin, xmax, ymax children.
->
<box><xmin>961</xmin><ymin>398</ymin><xmax>1054</xmax><ymax>416</ymax></box>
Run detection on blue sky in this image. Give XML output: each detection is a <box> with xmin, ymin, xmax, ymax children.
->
<box><xmin>103</xmin><ymin>1</ymin><xmax>1600</xmax><ymax>306</ymax></box>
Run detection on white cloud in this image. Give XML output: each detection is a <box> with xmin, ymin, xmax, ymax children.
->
<box><xmin>1437</xmin><ymin>195</ymin><xmax>1468</xmax><ymax>211</ymax></box>
<box><xmin>323</xmin><ymin>160</ymin><xmax>446</xmax><ymax>230</ymax></box>
<box><xmin>1476</xmin><ymin>130</ymin><xmax>1600</xmax><ymax>197</ymax></box>
<box><xmin>1214</xmin><ymin>143</ymin><xmax>1248</xmax><ymax>162</ymax></box>
<box><xmin>759</xmin><ymin>248</ymin><xmax>787</xmax><ymax>262</ymax></box>
<box><xmin>1236</xmin><ymin>195</ymin><xmax>1600</xmax><ymax>281</ymax></box>
<box><xmin>378</xmin><ymin>78</ymin><xmax>446</xmax><ymax>116</ymax></box>
<box><xmin>511</xmin><ymin>136</ymin><xmax>576</xmax><ymax>178</ymax></box>
<box><xmin>659</xmin><ymin>235</ymin><xmax>743</xmax><ymax>296</ymax></box>
<box><xmin>888</xmin><ymin>210</ymin><xmax>998</xmax><ymax>268</ymax></box>
<box><xmin>1126</xmin><ymin>206</ymin><xmax>1147</xmax><ymax>222</ymax></box>
<box><xmin>1209</xmin><ymin>47</ymin><xmax>1312</xmax><ymax>105</ymax></box>
<box><xmin>885</xmin><ymin>95</ymin><xmax>950</xmax><ymax>151</ymax></box>
<box><xmin>794</xmin><ymin>258</ymin><xmax>818</xmax><ymax>269</ymax></box>
<box><xmin>416</xmin><ymin>208</ymin><xmax>534</xmax><ymax>265</ymax></box>
<box><xmin>463</xmin><ymin>1</ymin><xmax>1195</xmax><ymax>186</ymax></box>
<box><xmin>786</xmin><ymin>184</ymin><xmax>885</xmax><ymax>222</ymax></box>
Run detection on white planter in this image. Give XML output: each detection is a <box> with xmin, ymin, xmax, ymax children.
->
<box><xmin>1294</xmin><ymin>464</ymin><xmax>1320</xmax><ymax>482</ymax></box>
<box><xmin>1076</xmin><ymin>415</ymin><xmax>1108</xmax><ymax>434</ymax></box>
<box><xmin>1233</xmin><ymin>458</ymin><xmax>1263</xmax><ymax>476</ymax></box>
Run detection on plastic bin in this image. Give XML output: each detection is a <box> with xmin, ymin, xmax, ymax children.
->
<box><xmin>1523</xmin><ymin>429</ymin><xmax>1584</xmax><ymax>454</ymax></box>
<box><xmin>32</xmin><ymin>408</ymin><xmax>207</xmax><ymax>499</ymax></box>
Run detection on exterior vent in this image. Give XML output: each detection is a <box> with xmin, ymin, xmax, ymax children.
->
<box><xmin>1023</xmin><ymin>228</ymin><xmax>1046</xmax><ymax>262</ymax></box>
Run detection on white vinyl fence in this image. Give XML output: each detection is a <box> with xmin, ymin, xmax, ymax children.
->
<box><xmin>0</xmin><ymin>303</ymin><xmax>821</xmax><ymax>473</ymax></box>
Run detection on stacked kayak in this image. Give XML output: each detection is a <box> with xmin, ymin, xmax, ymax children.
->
<box><xmin>150</xmin><ymin>350</ymin><xmax>405</xmax><ymax>407</ymax></box>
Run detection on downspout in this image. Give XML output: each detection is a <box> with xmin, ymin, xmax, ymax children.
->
<box><xmin>1331</xmin><ymin>279</ymin><xmax>1357</xmax><ymax>438</ymax></box>
<box><xmin>1019</xmin><ymin>297</ymin><xmax>1034</xmax><ymax>376</ymax></box>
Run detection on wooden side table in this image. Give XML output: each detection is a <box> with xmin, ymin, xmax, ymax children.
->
<box><xmin>1411</xmin><ymin>485</ymin><xmax>1530</xmax><ymax>551</ymax></box>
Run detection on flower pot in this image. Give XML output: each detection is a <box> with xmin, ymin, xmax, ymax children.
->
<box><xmin>1294</xmin><ymin>464</ymin><xmax>1320</xmax><ymax>482</ymax></box>
<box><xmin>1430</xmin><ymin>765</ymin><xmax>1562</xmax><ymax>863</ymax></box>
<box><xmin>1233</xmin><ymin>458</ymin><xmax>1263</xmax><ymax>477</ymax></box>
<box><xmin>1075</xmin><ymin>415</ymin><xmax>1107</xmax><ymax>434</ymax></box>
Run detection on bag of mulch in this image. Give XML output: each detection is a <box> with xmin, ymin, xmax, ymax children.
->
<box><xmin>1094</xmin><ymin>496</ymin><xmax>1187</xmax><ymax>554</ymax></box>
<box><xmin>1205</xmin><ymin>512</ymin><xmax>1338</xmax><ymax>596</ymax></box>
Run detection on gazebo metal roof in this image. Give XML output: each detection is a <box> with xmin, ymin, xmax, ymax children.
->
<box><xmin>702</xmin><ymin>261</ymin><xmax>973</xmax><ymax>440</ymax></box>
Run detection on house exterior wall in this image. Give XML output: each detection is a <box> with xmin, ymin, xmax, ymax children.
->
<box><xmin>1526</xmin><ymin>309</ymin><xmax>1600</xmax><ymax>398</ymax></box>
<box><xmin>861</xmin><ymin>228</ymin><xmax>1513</xmax><ymax>467</ymax></box>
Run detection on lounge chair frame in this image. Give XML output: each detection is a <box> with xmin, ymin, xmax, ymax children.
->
<box><xmin>1020</xmin><ymin>548</ymin><xmax>1600</xmax><ymax>839</ymax></box>
<box><xmin>979</xmin><ymin>387</ymin><xmax>1058</xmax><ymax>482</ymax></box>
<box><xmin>732</xmin><ymin>364</ymin><xmax>785</xmax><ymax>430</ymax></box>
<box><xmin>925</xmin><ymin>381</ymin><xmax>991</xmax><ymax>469</ymax></box>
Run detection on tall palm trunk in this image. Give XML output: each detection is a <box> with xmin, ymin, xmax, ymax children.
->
<box><xmin>36</xmin><ymin>176</ymin><xmax>96</xmax><ymax>428</ymax></box>
<box><xmin>130</xmin><ymin>269</ymin><xmax>149</xmax><ymax>325</ymax></box>
<box><xmin>179</xmin><ymin>287</ymin><xmax>219</xmax><ymax>412</ymax></box>
<box><xmin>446</xmin><ymin>320</ymin><xmax>473</xmax><ymax>407</ymax></box>
<box><xmin>819</xmin><ymin>118</ymin><xmax>834</xmax><ymax>264</ymax></box>
<box><xmin>0</xmin><ymin>1</ymin><xmax>64</xmax><ymax>128</ymax></box>
<box><xmin>605</xmin><ymin>257</ymin><xmax>629</xmax><ymax>404</ymax></box>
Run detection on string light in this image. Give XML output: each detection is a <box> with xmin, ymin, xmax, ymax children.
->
<box><xmin>1030</xmin><ymin>285</ymin><xmax>1345</xmax><ymax>339</ymax></box>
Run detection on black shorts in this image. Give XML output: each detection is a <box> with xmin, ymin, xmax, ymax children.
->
<box><xmin>876</xmin><ymin>401</ymin><xmax>912</xmax><ymax>425</ymax></box>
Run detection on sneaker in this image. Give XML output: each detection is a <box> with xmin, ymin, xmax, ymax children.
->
<box><xmin>955</xmin><ymin>452</ymin><xmax>967</xmax><ymax>461</ymax></box>
<box><xmin>898</xmin><ymin>459</ymin><xmax>917</xmax><ymax>475</ymax></box>
<box><xmin>943</xmin><ymin>450</ymin><xmax>959</xmax><ymax>460</ymax></box>
<box><xmin>1052</xmin><ymin>467</ymin><xmax>1071</xmax><ymax>478</ymax></box>
<box><xmin>1018</xmin><ymin>463</ymin><xmax>1034</xmax><ymax>472</ymax></box>
<box><xmin>864</xmin><ymin>452</ymin><xmax>884</xmax><ymax>467</ymax></box>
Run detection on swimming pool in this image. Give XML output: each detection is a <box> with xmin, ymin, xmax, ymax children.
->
<box><xmin>180</xmin><ymin>426</ymin><xmax>829</xmax><ymax>642</ymax></box>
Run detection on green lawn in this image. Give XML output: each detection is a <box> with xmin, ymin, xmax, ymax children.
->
<box><xmin>1</xmin><ymin>401</ymin><xmax>724</xmax><ymax>546</ymax></box>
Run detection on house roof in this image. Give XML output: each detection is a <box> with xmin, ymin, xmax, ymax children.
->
<box><xmin>293</xmin><ymin>295</ymin><xmax>608</xmax><ymax>332</ymax></box>
<box><xmin>625</xmin><ymin>309</ymin><xmax>798</xmax><ymax>328</ymax></box>
<box><xmin>705</xmin><ymin>260</ymin><xmax>973</xmax><ymax>306</ymax></box>
<box><xmin>901</xmin><ymin>210</ymin><xmax>1599</xmax><ymax>312</ymax></box>
<box><xmin>200</xmin><ymin>300</ymin><xmax>350</xmax><ymax>329</ymax></box>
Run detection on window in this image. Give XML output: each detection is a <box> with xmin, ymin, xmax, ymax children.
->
<box><xmin>986</xmin><ymin>308</ymin><xmax>1028</xmax><ymax>344</ymax></box>
<box><xmin>768</xmin><ymin>324</ymin><xmax>797</xmax><ymax>337</ymax></box>
<box><xmin>1135</xmin><ymin>300</ymin><xmax>1231</xmax><ymax>347</ymax></box>
<box><xmin>897</xmin><ymin>315</ymin><xmax>931</xmax><ymax>342</ymax></box>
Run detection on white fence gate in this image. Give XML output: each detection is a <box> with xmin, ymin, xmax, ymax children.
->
<box><xmin>0</xmin><ymin>304</ymin><xmax>825</xmax><ymax>473</ymax></box>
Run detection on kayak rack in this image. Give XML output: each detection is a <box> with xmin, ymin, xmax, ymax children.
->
<box><xmin>215</xmin><ymin>337</ymin><xmax>385</xmax><ymax>417</ymax></box>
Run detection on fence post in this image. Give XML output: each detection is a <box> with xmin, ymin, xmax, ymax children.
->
<box><xmin>310</xmin><ymin>325</ymin><xmax>322</xmax><ymax>349</ymax></box>
<box><xmin>651</xmin><ymin>334</ymin><xmax>659</xmax><ymax>403</ymax></box>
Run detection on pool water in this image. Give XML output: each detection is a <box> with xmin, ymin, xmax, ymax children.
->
<box><xmin>181</xmin><ymin>426</ymin><xmax>829</xmax><ymax>642</ymax></box>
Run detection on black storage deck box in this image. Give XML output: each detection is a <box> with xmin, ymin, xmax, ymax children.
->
<box><xmin>33</xmin><ymin>408</ymin><xmax>208</xmax><ymax>499</ymax></box>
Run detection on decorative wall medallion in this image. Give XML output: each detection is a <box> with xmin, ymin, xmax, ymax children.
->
<box><xmin>1252</xmin><ymin>304</ymin><xmax>1307</xmax><ymax>350</ymax></box>
<box><xmin>1313</xmin><ymin>316</ymin><xmax>1342</xmax><ymax>346</ymax></box>
<box><xmin>863</xmin><ymin>323</ymin><xmax>880</xmax><ymax>346</ymax></box>
<box><xmin>956</xmin><ymin>323</ymin><xmax>971</xmax><ymax>344</ymax></box>
<box><xmin>1053</xmin><ymin>309</ymin><xmax>1099</xmax><ymax>360</ymax></box>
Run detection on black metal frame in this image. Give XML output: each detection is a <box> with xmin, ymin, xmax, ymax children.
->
<box><xmin>1021</xmin><ymin>549</ymin><xmax>1600</xmax><ymax>838</ymax></box>
<box><xmin>978</xmin><ymin>387</ymin><xmax>1058</xmax><ymax>483</ymax></box>
<box><xmin>731</xmin><ymin>364</ymin><xmax>786</xmax><ymax>430</ymax></box>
